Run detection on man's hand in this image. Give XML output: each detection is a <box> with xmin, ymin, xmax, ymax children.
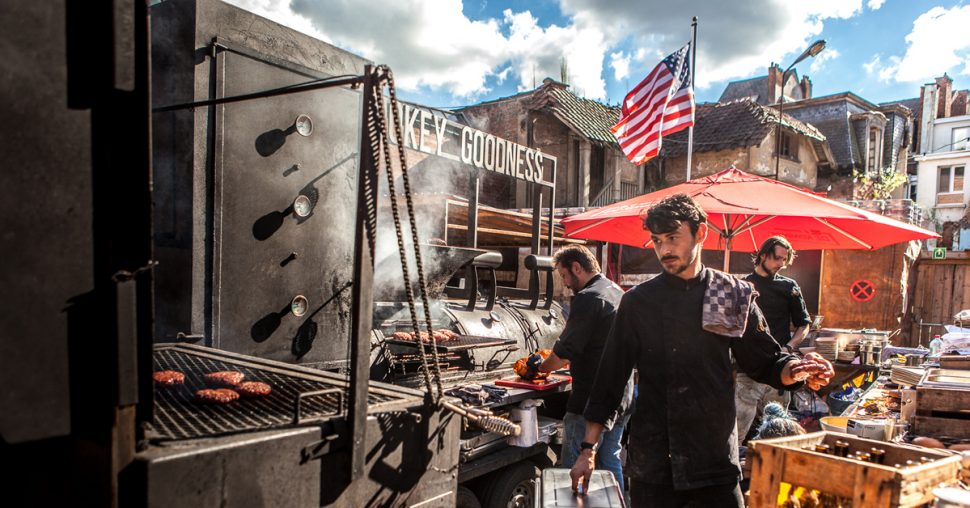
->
<box><xmin>786</xmin><ymin>352</ymin><xmax>834</xmax><ymax>390</ymax></box>
<box><xmin>523</xmin><ymin>353</ymin><xmax>544</xmax><ymax>379</ymax></box>
<box><xmin>570</xmin><ymin>449</ymin><xmax>596</xmax><ymax>494</ymax></box>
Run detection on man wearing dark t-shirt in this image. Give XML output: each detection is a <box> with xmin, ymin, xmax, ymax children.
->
<box><xmin>736</xmin><ymin>236</ymin><xmax>812</xmax><ymax>440</ymax></box>
<box><xmin>525</xmin><ymin>245</ymin><xmax>633</xmax><ymax>490</ymax></box>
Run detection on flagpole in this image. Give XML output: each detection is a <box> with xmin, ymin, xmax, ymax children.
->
<box><xmin>685</xmin><ymin>16</ymin><xmax>697</xmax><ymax>181</ymax></box>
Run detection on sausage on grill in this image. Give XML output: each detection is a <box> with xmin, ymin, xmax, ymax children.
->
<box><xmin>204</xmin><ymin>371</ymin><xmax>245</xmax><ymax>388</ymax></box>
<box><xmin>236</xmin><ymin>381</ymin><xmax>272</xmax><ymax>397</ymax></box>
<box><xmin>195</xmin><ymin>388</ymin><xmax>240</xmax><ymax>404</ymax></box>
<box><xmin>153</xmin><ymin>370</ymin><xmax>185</xmax><ymax>386</ymax></box>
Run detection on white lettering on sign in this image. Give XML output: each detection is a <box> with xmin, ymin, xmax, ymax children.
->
<box><xmin>390</xmin><ymin>103</ymin><xmax>555</xmax><ymax>186</ymax></box>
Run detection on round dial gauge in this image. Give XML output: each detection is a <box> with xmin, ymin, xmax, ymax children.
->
<box><xmin>295</xmin><ymin>114</ymin><xmax>313</xmax><ymax>136</ymax></box>
<box><xmin>293</xmin><ymin>195</ymin><xmax>313</xmax><ymax>218</ymax></box>
<box><xmin>291</xmin><ymin>295</ymin><xmax>309</xmax><ymax>317</ymax></box>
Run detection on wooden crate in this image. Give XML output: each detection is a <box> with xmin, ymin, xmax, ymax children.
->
<box><xmin>915</xmin><ymin>386</ymin><xmax>970</xmax><ymax>440</ymax></box>
<box><xmin>748</xmin><ymin>431</ymin><xmax>961</xmax><ymax>507</ymax></box>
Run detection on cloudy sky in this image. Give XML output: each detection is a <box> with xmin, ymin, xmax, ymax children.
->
<box><xmin>221</xmin><ymin>0</ymin><xmax>969</xmax><ymax>107</ymax></box>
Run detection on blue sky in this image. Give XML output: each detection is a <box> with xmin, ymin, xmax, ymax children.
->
<box><xmin>226</xmin><ymin>0</ymin><xmax>970</xmax><ymax>108</ymax></box>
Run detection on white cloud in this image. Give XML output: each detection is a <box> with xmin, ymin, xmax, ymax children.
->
<box><xmin>219</xmin><ymin>0</ymin><xmax>872</xmax><ymax>102</ymax></box>
<box><xmin>287</xmin><ymin>0</ymin><xmax>511</xmax><ymax>98</ymax></box>
<box><xmin>559</xmin><ymin>0</ymin><xmax>863</xmax><ymax>88</ymax></box>
<box><xmin>867</xmin><ymin>0</ymin><xmax>886</xmax><ymax>10</ymax></box>
<box><xmin>862</xmin><ymin>54</ymin><xmax>901</xmax><ymax>83</ymax></box>
<box><xmin>495</xmin><ymin>66</ymin><xmax>512</xmax><ymax>85</ymax></box>
<box><xmin>809</xmin><ymin>48</ymin><xmax>840</xmax><ymax>73</ymax></box>
<box><xmin>863</xmin><ymin>54</ymin><xmax>882</xmax><ymax>75</ymax></box>
<box><xmin>880</xmin><ymin>5</ymin><xmax>970</xmax><ymax>83</ymax></box>
<box><xmin>503</xmin><ymin>10</ymin><xmax>609</xmax><ymax>98</ymax></box>
<box><xmin>610</xmin><ymin>51</ymin><xmax>631</xmax><ymax>81</ymax></box>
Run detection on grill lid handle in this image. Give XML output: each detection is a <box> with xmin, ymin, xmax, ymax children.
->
<box><xmin>471</xmin><ymin>251</ymin><xmax>503</xmax><ymax>268</ymax></box>
<box><xmin>524</xmin><ymin>255</ymin><xmax>554</xmax><ymax>271</ymax></box>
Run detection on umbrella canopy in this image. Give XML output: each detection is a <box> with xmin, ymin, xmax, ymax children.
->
<box><xmin>563</xmin><ymin>168</ymin><xmax>938</xmax><ymax>269</ymax></box>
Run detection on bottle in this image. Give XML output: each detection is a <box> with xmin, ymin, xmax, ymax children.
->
<box><xmin>929</xmin><ymin>335</ymin><xmax>943</xmax><ymax>357</ymax></box>
<box><xmin>834</xmin><ymin>440</ymin><xmax>850</xmax><ymax>457</ymax></box>
<box><xmin>870</xmin><ymin>448</ymin><xmax>886</xmax><ymax>464</ymax></box>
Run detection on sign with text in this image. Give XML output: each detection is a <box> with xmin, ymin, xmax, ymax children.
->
<box><xmin>388</xmin><ymin>102</ymin><xmax>557</xmax><ymax>188</ymax></box>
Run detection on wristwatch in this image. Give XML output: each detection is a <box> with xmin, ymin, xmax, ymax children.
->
<box><xmin>580</xmin><ymin>441</ymin><xmax>596</xmax><ymax>452</ymax></box>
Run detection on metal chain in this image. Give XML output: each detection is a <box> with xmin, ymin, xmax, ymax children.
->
<box><xmin>371</xmin><ymin>66</ymin><xmax>444</xmax><ymax>401</ymax></box>
<box><xmin>383</xmin><ymin>68</ymin><xmax>445</xmax><ymax>401</ymax></box>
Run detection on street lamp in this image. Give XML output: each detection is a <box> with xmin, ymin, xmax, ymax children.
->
<box><xmin>774</xmin><ymin>39</ymin><xmax>826</xmax><ymax>180</ymax></box>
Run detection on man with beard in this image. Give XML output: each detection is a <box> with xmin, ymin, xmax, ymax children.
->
<box><xmin>522</xmin><ymin>245</ymin><xmax>633</xmax><ymax>491</ymax></box>
<box><xmin>569</xmin><ymin>194</ymin><xmax>833</xmax><ymax>507</ymax></box>
<box><xmin>736</xmin><ymin>236</ymin><xmax>812</xmax><ymax>442</ymax></box>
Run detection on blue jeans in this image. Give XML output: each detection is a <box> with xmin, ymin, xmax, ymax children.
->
<box><xmin>561</xmin><ymin>411</ymin><xmax>630</xmax><ymax>492</ymax></box>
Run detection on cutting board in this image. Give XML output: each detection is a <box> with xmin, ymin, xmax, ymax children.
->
<box><xmin>494</xmin><ymin>374</ymin><xmax>572</xmax><ymax>391</ymax></box>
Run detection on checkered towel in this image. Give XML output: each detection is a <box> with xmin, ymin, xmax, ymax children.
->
<box><xmin>702</xmin><ymin>270</ymin><xmax>756</xmax><ymax>338</ymax></box>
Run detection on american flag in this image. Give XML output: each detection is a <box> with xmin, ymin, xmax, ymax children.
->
<box><xmin>612</xmin><ymin>43</ymin><xmax>694</xmax><ymax>165</ymax></box>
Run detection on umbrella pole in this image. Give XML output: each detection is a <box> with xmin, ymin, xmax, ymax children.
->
<box><xmin>722</xmin><ymin>236</ymin><xmax>731</xmax><ymax>273</ymax></box>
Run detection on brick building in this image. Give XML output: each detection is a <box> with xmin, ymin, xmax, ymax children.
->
<box><xmin>455</xmin><ymin>78</ymin><xmax>639</xmax><ymax>209</ymax></box>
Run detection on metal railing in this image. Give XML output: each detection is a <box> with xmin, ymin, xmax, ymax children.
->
<box><xmin>590</xmin><ymin>179</ymin><xmax>640</xmax><ymax>207</ymax></box>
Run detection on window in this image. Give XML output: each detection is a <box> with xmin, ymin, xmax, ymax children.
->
<box><xmin>937</xmin><ymin>166</ymin><xmax>965</xmax><ymax>205</ymax></box>
<box><xmin>952</xmin><ymin>127</ymin><xmax>970</xmax><ymax>151</ymax></box>
<box><xmin>867</xmin><ymin>128</ymin><xmax>879</xmax><ymax>173</ymax></box>
<box><xmin>778</xmin><ymin>131</ymin><xmax>795</xmax><ymax>159</ymax></box>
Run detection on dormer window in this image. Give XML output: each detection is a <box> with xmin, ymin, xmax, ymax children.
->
<box><xmin>867</xmin><ymin>128</ymin><xmax>879</xmax><ymax>173</ymax></box>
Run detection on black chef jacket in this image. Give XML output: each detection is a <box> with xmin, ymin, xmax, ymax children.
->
<box><xmin>745</xmin><ymin>272</ymin><xmax>811</xmax><ymax>346</ymax></box>
<box><xmin>584</xmin><ymin>267</ymin><xmax>801</xmax><ymax>490</ymax></box>
<box><xmin>552</xmin><ymin>274</ymin><xmax>629</xmax><ymax>416</ymax></box>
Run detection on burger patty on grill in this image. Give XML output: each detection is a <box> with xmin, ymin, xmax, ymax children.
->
<box><xmin>390</xmin><ymin>329</ymin><xmax>460</xmax><ymax>343</ymax></box>
<box><xmin>204</xmin><ymin>370</ymin><xmax>245</xmax><ymax>387</ymax></box>
<box><xmin>153</xmin><ymin>370</ymin><xmax>185</xmax><ymax>386</ymax></box>
<box><xmin>195</xmin><ymin>388</ymin><xmax>240</xmax><ymax>404</ymax></box>
<box><xmin>236</xmin><ymin>381</ymin><xmax>272</xmax><ymax>397</ymax></box>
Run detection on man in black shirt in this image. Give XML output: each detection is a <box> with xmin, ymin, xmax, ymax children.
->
<box><xmin>736</xmin><ymin>236</ymin><xmax>812</xmax><ymax>441</ymax></box>
<box><xmin>570</xmin><ymin>194</ymin><xmax>833</xmax><ymax>507</ymax></box>
<box><xmin>524</xmin><ymin>245</ymin><xmax>633</xmax><ymax>490</ymax></box>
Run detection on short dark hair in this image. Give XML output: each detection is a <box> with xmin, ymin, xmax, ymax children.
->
<box><xmin>644</xmin><ymin>194</ymin><xmax>708</xmax><ymax>236</ymax></box>
<box><xmin>753</xmin><ymin>236</ymin><xmax>796</xmax><ymax>265</ymax></box>
<box><xmin>553</xmin><ymin>245</ymin><xmax>600</xmax><ymax>273</ymax></box>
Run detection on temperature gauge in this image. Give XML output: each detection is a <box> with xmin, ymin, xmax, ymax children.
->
<box><xmin>293</xmin><ymin>194</ymin><xmax>313</xmax><ymax>218</ymax></box>
<box><xmin>291</xmin><ymin>295</ymin><xmax>309</xmax><ymax>317</ymax></box>
<box><xmin>294</xmin><ymin>114</ymin><xmax>313</xmax><ymax>136</ymax></box>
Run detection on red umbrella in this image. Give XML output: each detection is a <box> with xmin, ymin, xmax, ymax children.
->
<box><xmin>563</xmin><ymin>167</ymin><xmax>939</xmax><ymax>271</ymax></box>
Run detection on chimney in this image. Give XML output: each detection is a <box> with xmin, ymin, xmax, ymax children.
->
<box><xmin>952</xmin><ymin>89</ymin><xmax>968</xmax><ymax>117</ymax></box>
<box><xmin>936</xmin><ymin>74</ymin><xmax>953</xmax><ymax>118</ymax></box>
<box><xmin>920</xmin><ymin>82</ymin><xmax>939</xmax><ymax>154</ymax></box>
<box><xmin>767</xmin><ymin>63</ymin><xmax>782</xmax><ymax>103</ymax></box>
<box><xmin>800</xmin><ymin>75</ymin><xmax>812</xmax><ymax>100</ymax></box>
<box><xmin>541</xmin><ymin>77</ymin><xmax>569</xmax><ymax>90</ymax></box>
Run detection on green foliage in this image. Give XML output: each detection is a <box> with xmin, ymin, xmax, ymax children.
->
<box><xmin>852</xmin><ymin>167</ymin><xmax>907</xmax><ymax>200</ymax></box>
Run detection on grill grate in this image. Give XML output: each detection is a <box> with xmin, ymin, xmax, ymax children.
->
<box><xmin>150</xmin><ymin>346</ymin><xmax>403</xmax><ymax>442</ymax></box>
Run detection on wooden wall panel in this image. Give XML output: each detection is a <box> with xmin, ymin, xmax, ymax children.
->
<box><xmin>907</xmin><ymin>258</ymin><xmax>970</xmax><ymax>346</ymax></box>
<box><xmin>819</xmin><ymin>244</ymin><xmax>910</xmax><ymax>333</ymax></box>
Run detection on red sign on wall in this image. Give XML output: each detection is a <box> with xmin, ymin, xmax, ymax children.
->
<box><xmin>850</xmin><ymin>280</ymin><xmax>875</xmax><ymax>302</ymax></box>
